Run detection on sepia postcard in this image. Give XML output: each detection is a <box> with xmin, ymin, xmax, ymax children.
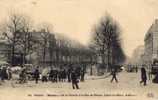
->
<box><xmin>0</xmin><ymin>0</ymin><xmax>158</xmax><ymax>100</ymax></box>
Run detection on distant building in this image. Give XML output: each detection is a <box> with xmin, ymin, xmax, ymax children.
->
<box><xmin>144</xmin><ymin>19</ymin><xmax>158</xmax><ymax>64</ymax></box>
<box><xmin>131</xmin><ymin>45</ymin><xmax>144</xmax><ymax>66</ymax></box>
<box><xmin>29</xmin><ymin>31</ymin><xmax>56</xmax><ymax>66</ymax></box>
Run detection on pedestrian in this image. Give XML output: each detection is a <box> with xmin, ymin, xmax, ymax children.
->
<box><xmin>7</xmin><ymin>67</ymin><xmax>12</xmax><ymax>80</ymax></box>
<box><xmin>67</xmin><ymin>68</ymin><xmax>71</xmax><ymax>82</ymax></box>
<box><xmin>110</xmin><ymin>67</ymin><xmax>118</xmax><ymax>83</ymax></box>
<box><xmin>136</xmin><ymin>66</ymin><xmax>138</xmax><ymax>73</ymax></box>
<box><xmin>75</xmin><ymin>67</ymin><xmax>81</xmax><ymax>79</ymax></box>
<box><xmin>54</xmin><ymin>69</ymin><xmax>58</xmax><ymax>82</ymax></box>
<box><xmin>58</xmin><ymin>70</ymin><xmax>62</xmax><ymax>82</ymax></box>
<box><xmin>80</xmin><ymin>67</ymin><xmax>85</xmax><ymax>82</ymax></box>
<box><xmin>61</xmin><ymin>69</ymin><xmax>67</xmax><ymax>82</ymax></box>
<box><xmin>41</xmin><ymin>68</ymin><xmax>48</xmax><ymax>82</ymax></box>
<box><xmin>34</xmin><ymin>67</ymin><xmax>40</xmax><ymax>84</ymax></box>
<box><xmin>19</xmin><ymin>66</ymin><xmax>27</xmax><ymax>84</ymax></box>
<box><xmin>0</xmin><ymin>67</ymin><xmax>7</xmax><ymax>82</ymax></box>
<box><xmin>140</xmin><ymin>67</ymin><xmax>147</xmax><ymax>86</ymax></box>
<box><xmin>71</xmin><ymin>69</ymin><xmax>79</xmax><ymax>89</ymax></box>
<box><xmin>49</xmin><ymin>68</ymin><xmax>54</xmax><ymax>82</ymax></box>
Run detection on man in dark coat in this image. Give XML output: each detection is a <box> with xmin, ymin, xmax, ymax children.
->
<box><xmin>0</xmin><ymin>67</ymin><xmax>8</xmax><ymax>81</ymax></box>
<box><xmin>58</xmin><ymin>70</ymin><xmax>62</xmax><ymax>82</ymax></box>
<box><xmin>34</xmin><ymin>67</ymin><xmax>40</xmax><ymax>84</ymax></box>
<box><xmin>110</xmin><ymin>68</ymin><xmax>118</xmax><ymax>83</ymax></box>
<box><xmin>53</xmin><ymin>69</ymin><xmax>58</xmax><ymax>82</ymax></box>
<box><xmin>71</xmin><ymin>69</ymin><xmax>79</xmax><ymax>89</ymax></box>
<box><xmin>49</xmin><ymin>68</ymin><xmax>54</xmax><ymax>82</ymax></box>
<box><xmin>67</xmin><ymin>67</ymin><xmax>72</xmax><ymax>82</ymax></box>
<box><xmin>140</xmin><ymin>67</ymin><xmax>147</xmax><ymax>86</ymax></box>
<box><xmin>80</xmin><ymin>67</ymin><xmax>85</xmax><ymax>82</ymax></box>
<box><xmin>19</xmin><ymin>67</ymin><xmax>27</xmax><ymax>84</ymax></box>
<box><xmin>61</xmin><ymin>69</ymin><xmax>67</xmax><ymax>82</ymax></box>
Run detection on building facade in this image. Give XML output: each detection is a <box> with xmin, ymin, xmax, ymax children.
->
<box><xmin>144</xmin><ymin>19</ymin><xmax>158</xmax><ymax>64</ymax></box>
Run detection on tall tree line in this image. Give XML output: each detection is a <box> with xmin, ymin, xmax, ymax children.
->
<box><xmin>0</xmin><ymin>12</ymin><xmax>96</xmax><ymax>67</ymax></box>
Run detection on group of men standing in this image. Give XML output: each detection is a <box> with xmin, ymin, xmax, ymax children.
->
<box><xmin>18</xmin><ymin>65</ymin><xmax>86</xmax><ymax>89</ymax></box>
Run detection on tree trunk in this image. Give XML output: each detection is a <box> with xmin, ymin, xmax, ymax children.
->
<box><xmin>11</xmin><ymin>32</ymin><xmax>16</xmax><ymax>66</ymax></box>
<box><xmin>43</xmin><ymin>40</ymin><xmax>46</xmax><ymax>67</ymax></box>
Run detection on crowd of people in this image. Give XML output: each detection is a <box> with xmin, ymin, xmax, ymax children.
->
<box><xmin>0</xmin><ymin>64</ymin><xmax>157</xmax><ymax>89</ymax></box>
<box><xmin>0</xmin><ymin>64</ymin><xmax>86</xmax><ymax>89</ymax></box>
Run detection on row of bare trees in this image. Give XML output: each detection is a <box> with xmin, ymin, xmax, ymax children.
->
<box><xmin>0</xmin><ymin>11</ymin><xmax>126</xmax><ymax>73</ymax></box>
<box><xmin>0</xmin><ymin>12</ymin><xmax>96</xmax><ymax>67</ymax></box>
<box><xmin>0</xmin><ymin>12</ymin><xmax>55</xmax><ymax>66</ymax></box>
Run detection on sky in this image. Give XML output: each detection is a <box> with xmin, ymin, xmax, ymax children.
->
<box><xmin>0</xmin><ymin>0</ymin><xmax>158</xmax><ymax>57</ymax></box>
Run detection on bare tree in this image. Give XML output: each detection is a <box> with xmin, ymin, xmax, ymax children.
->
<box><xmin>2</xmin><ymin>12</ymin><xmax>33</xmax><ymax>66</ymax></box>
<box><xmin>91</xmin><ymin>14</ymin><xmax>126</xmax><ymax>72</ymax></box>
